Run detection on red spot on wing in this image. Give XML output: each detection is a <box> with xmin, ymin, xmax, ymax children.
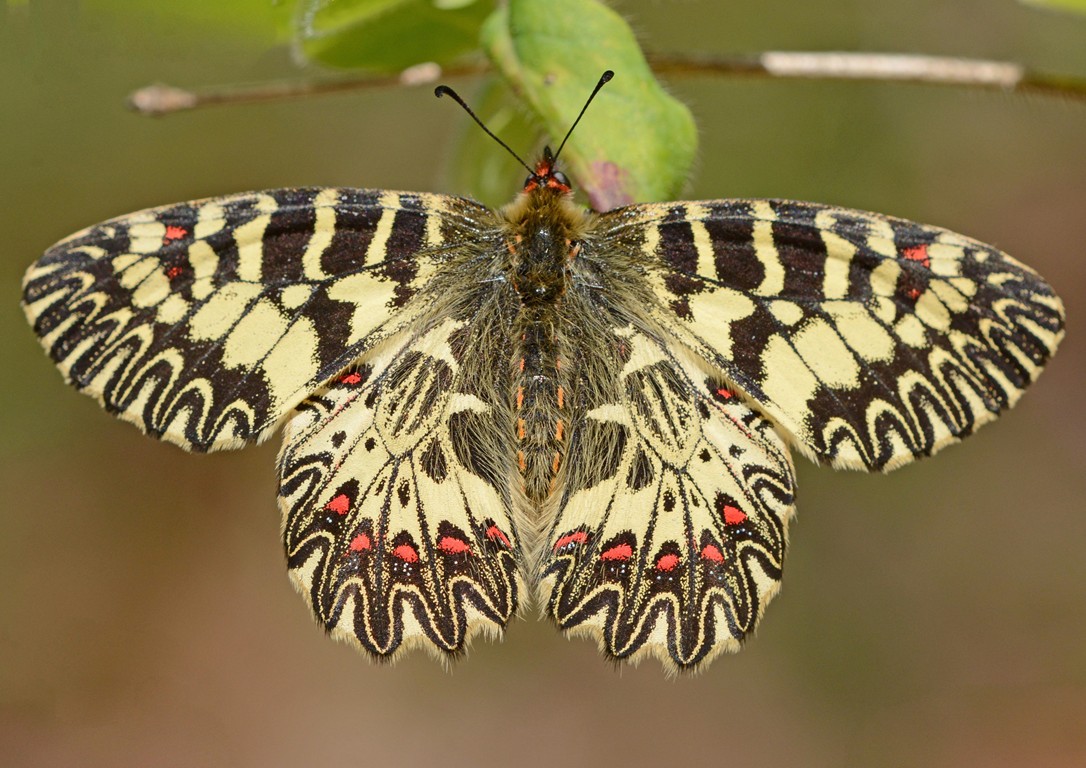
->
<box><xmin>392</xmin><ymin>544</ymin><xmax>419</xmax><ymax>563</ymax></box>
<box><xmin>723</xmin><ymin>505</ymin><xmax>748</xmax><ymax>526</ymax></box>
<box><xmin>438</xmin><ymin>536</ymin><xmax>471</xmax><ymax>556</ymax></box>
<box><xmin>902</xmin><ymin>244</ymin><xmax>931</xmax><ymax>269</ymax></box>
<box><xmin>349</xmin><ymin>533</ymin><xmax>371</xmax><ymax>552</ymax></box>
<box><xmin>700</xmin><ymin>544</ymin><xmax>725</xmax><ymax>563</ymax></box>
<box><xmin>338</xmin><ymin>372</ymin><xmax>362</xmax><ymax>386</ymax></box>
<box><xmin>163</xmin><ymin>225</ymin><xmax>187</xmax><ymax>242</ymax></box>
<box><xmin>554</xmin><ymin>531</ymin><xmax>588</xmax><ymax>550</ymax></box>
<box><xmin>600</xmin><ymin>543</ymin><xmax>633</xmax><ymax>561</ymax></box>
<box><xmin>324</xmin><ymin>494</ymin><xmax>351</xmax><ymax>515</ymax></box>
<box><xmin>486</xmin><ymin>525</ymin><xmax>511</xmax><ymax>547</ymax></box>
<box><xmin>655</xmin><ymin>553</ymin><xmax>680</xmax><ymax>571</ymax></box>
<box><xmin>905</xmin><ymin>287</ymin><xmax>922</xmax><ymax>300</ymax></box>
<box><xmin>715</xmin><ymin>387</ymin><xmax>734</xmax><ymax>400</ymax></box>
<box><xmin>165</xmin><ymin>265</ymin><xmax>184</xmax><ymax>280</ymax></box>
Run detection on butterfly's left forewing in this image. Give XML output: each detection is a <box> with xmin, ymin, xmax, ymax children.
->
<box><xmin>22</xmin><ymin>188</ymin><xmax>493</xmax><ymax>451</ymax></box>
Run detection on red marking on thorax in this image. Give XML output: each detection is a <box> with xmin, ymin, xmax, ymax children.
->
<box><xmin>600</xmin><ymin>543</ymin><xmax>633</xmax><ymax>561</ymax></box>
<box><xmin>655</xmin><ymin>554</ymin><xmax>680</xmax><ymax>571</ymax></box>
<box><xmin>349</xmin><ymin>533</ymin><xmax>371</xmax><ymax>552</ymax></box>
<box><xmin>486</xmin><ymin>525</ymin><xmax>511</xmax><ymax>547</ymax></box>
<box><xmin>554</xmin><ymin>531</ymin><xmax>588</xmax><ymax>550</ymax></box>
<box><xmin>438</xmin><ymin>536</ymin><xmax>471</xmax><ymax>555</ymax></box>
<box><xmin>392</xmin><ymin>544</ymin><xmax>419</xmax><ymax>563</ymax></box>
<box><xmin>723</xmin><ymin>505</ymin><xmax>748</xmax><ymax>526</ymax></box>
<box><xmin>163</xmin><ymin>225</ymin><xmax>187</xmax><ymax>242</ymax></box>
<box><xmin>902</xmin><ymin>244</ymin><xmax>931</xmax><ymax>269</ymax></box>
<box><xmin>700</xmin><ymin>544</ymin><xmax>725</xmax><ymax>563</ymax></box>
<box><xmin>324</xmin><ymin>494</ymin><xmax>351</xmax><ymax>515</ymax></box>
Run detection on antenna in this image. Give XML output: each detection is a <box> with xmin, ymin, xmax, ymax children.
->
<box><xmin>553</xmin><ymin>70</ymin><xmax>613</xmax><ymax>162</ymax></box>
<box><xmin>435</xmin><ymin>71</ymin><xmax>615</xmax><ymax>178</ymax></box>
<box><xmin>434</xmin><ymin>84</ymin><xmax>534</xmax><ymax>177</ymax></box>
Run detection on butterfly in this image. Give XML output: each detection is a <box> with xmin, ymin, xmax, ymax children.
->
<box><xmin>21</xmin><ymin>72</ymin><xmax>1064</xmax><ymax>670</ymax></box>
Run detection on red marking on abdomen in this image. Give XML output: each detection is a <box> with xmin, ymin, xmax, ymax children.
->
<box><xmin>903</xmin><ymin>244</ymin><xmax>931</xmax><ymax>268</ymax></box>
<box><xmin>438</xmin><ymin>536</ymin><xmax>471</xmax><ymax>555</ymax></box>
<box><xmin>486</xmin><ymin>525</ymin><xmax>511</xmax><ymax>547</ymax></box>
<box><xmin>723</xmin><ymin>505</ymin><xmax>748</xmax><ymax>525</ymax></box>
<box><xmin>349</xmin><ymin>533</ymin><xmax>371</xmax><ymax>552</ymax></box>
<box><xmin>554</xmin><ymin>531</ymin><xmax>588</xmax><ymax>550</ymax></box>
<box><xmin>554</xmin><ymin>420</ymin><xmax>564</xmax><ymax>441</ymax></box>
<box><xmin>392</xmin><ymin>544</ymin><xmax>419</xmax><ymax>563</ymax></box>
<box><xmin>655</xmin><ymin>553</ymin><xmax>680</xmax><ymax>571</ymax></box>
<box><xmin>700</xmin><ymin>544</ymin><xmax>724</xmax><ymax>563</ymax></box>
<box><xmin>338</xmin><ymin>372</ymin><xmax>362</xmax><ymax>385</ymax></box>
<box><xmin>600</xmin><ymin>543</ymin><xmax>632</xmax><ymax>561</ymax></box>
<box><xmin>324</xmin><ymin>494</ymin><xmax>350</xmax><ymax>515</ymax></box>
<box><xmin>556</xmin><ymin>386</ymin><xmax>565</xmax><ymax>408</ymax></box>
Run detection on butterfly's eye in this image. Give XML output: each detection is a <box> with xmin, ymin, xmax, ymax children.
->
<box><xmin>552</xmin><ymin>171</ymin><xmax>570</xmax><ymax>188</ymax></box>
<box><xmin>524</xmin><ymin>174</ymin><xmax>536</xmax><ymax>189</ymax></box>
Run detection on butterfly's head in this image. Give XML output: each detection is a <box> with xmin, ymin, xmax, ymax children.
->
<box><xmin>436</xmin><ymin>70</ymin><xmax>612</xmax><ymax>201</ymax></box>
<box><xmin>523</xmin><ymin>147</ymin><xmax>572</xmax><ymax>195</ymax></box>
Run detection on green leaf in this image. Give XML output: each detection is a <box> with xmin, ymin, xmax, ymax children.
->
<box><xmin>481</xmin><ymin>0</ymin><xmax>696</xmax><ymax>209</ymax></box>
<box><xmin>1021</xmin><ymin>0</ymin><xmax>1086</xmax><ymax>14</ymax></box>
<box><xmin>297</xmin><ymin>0</ymin><xmax>495</xmax><ymax>71</ymax></box>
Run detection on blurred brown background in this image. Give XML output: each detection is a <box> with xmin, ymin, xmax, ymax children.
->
<box><xmin>2</xmin><ymin>1</ymin><xmax>1084</xmax><ymax>766</ymax></box>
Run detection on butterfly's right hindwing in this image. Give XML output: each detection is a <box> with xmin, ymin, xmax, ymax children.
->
<box><xmin>22</xmin><ymin>188</ymin><xmax>493</xmax><ymax>452</ymax></box>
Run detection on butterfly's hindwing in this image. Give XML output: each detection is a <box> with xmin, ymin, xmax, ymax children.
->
<box><xmin>21</xmin><ymin>188</ymin><xmax>493</xmax><ymax>451</ymax></box>
<box><xmin>600</xmin><ymin>200</ymin><xmax>1065</xmax><ymax>470</ymax></box>
<box><xmin>278</xmin><ymin>313</ymin><xmax>522</xmax><ymax>659</ymax></box>
<box><xmin>540</xmin><ymin>324</ymin><xmax>795</xmax><ymax>669</ymax></box>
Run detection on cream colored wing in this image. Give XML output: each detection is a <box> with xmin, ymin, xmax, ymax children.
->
<box><xmin>539</xmin><ymin>326</ymin><xmax>795</xmax><ymax>671</ymax></box>
<box><xmin>22</xmin><ymin>188</ymin><xmax>496</xmax><ymax>451</ymax></box>
<box><xmin>594</xmin><ymin>200</ymin><xmax>1064</xmax><ymax>470</ymax></box>
<box><xmin>278</xmin><ymin>315</ymin><xmax>522</xmax><ymax>660</ymax></box>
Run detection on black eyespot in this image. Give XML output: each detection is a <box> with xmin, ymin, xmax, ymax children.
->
<box><xmin>553</xmin><ymin>171</ymin><xmax>570</xmax><ymax>187</ymax></box>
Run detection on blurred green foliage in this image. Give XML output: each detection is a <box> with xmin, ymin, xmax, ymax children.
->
<box><xmin>1023</xmin><ymin>0</ymin><xmax>1086</xmax><ymax>14</ymax></box>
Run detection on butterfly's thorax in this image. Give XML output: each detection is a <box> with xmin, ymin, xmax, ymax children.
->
<box><xmin>503</xmin><ymin>187</ymin><xmax>590</xmax><ymax>504</ymax></box>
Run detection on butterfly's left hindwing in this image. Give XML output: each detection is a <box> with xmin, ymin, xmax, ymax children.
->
<box><xmin>278</xmin><ymin>303</ymin><xmax>523</xmax><ymax>659</ymax></box>
<box><xmin>22</xmin><ymin>188</ymin><xmax>493</xmax><ymax>451</ymax></box>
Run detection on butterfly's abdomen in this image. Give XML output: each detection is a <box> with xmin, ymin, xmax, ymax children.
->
<box><xmin>512</xmin><ymin>303</ymin><xmax>571</xmax><ymax>506</ymax></box>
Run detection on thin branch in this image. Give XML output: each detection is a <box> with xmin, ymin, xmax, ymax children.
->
<box><xmin>127</xmin><ymin>61</ymin><xmax>487</xmax><ymax>116</ymax></box>
<box><xmin>647</xmin><ymin>51</ymin><xmax>1086</xmax><ymax>102</ymax></box>
<box><xmin>126</xmin><ymin>51</ymin><xmax>1086</xmax><ymax>116</ymax></box>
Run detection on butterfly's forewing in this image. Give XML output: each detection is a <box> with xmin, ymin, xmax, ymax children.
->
<box><xmin>278</xmin><ymin>316</ymin><xmax>522</xmax><ymax>659</ymax></box>
<box><xmin>21</xmin><ymin>188</ymin><xmax>491</xmax><ymax>451</ymax></box>
<box><xmin>540</xmin><ymin>325</ymin><xmax>795</xmax><ymax>669</ymax></box>
<box><xmin>605</xmin><ymin>200</ymin><xmax>1064</xmax><ymax>470</ymax></box>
